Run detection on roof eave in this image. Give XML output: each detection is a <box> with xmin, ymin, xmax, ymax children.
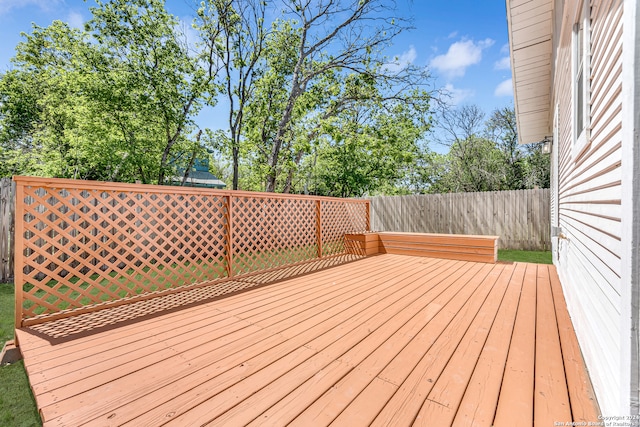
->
<box><xmin>506</xmin><ymin>0</ymin><xmax>554</xmax><ymax>144</ymax></box>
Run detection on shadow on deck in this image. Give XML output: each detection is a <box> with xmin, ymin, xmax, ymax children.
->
<box><xmin>23</xmin><ymin>254</ymin><xmax>364</xmax><ymax>342</ymax></box>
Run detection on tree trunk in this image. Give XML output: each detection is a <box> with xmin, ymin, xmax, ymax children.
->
<box><xmin>282</xmin><ymin>149</ymin><xmax>305</xmax><ymax>193</ymax></box>
<box><xmin>181</xmin><ymin>129</ymin><xmax>202</xmax><ymax>186</ymax></box>
<box><xmin>232</xmin><ymin>145</ymin><xmax>239</xmax><ymax>190</ymax></box>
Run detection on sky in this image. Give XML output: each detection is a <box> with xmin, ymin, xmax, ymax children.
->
<box><xmin>0</xmin><ymin>0</ymin><xmax>514</xmax><ymax>138</ymax></box>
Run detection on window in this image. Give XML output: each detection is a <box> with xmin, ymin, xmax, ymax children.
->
<box><xmin>573</xmin><ymin>1</ymin><xmax>590</xmax><ymax>156</ymax></box>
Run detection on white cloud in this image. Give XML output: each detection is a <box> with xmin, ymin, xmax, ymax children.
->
<box><xmin>382</xmin><ymin>46</ymin><xmax>417</xmax><ymax>73</ymax></box>
<box><xmin>443</xmin><ymin>83</ymin><xmax>475</xmax><ymax>105</ymax></box>
<box><xmin>0</xmin><ymin>0</ymin><xmax>61</xmax><ymax>15</ymax></box>
<box><xmin>494</xmin><ymin>78</ymin><xmax>513</xmax><ymax>97</ymax></box>
<box><xmin>429</xmin><ymin>38</ymin><xmax>495</xmax><ymax>79</ymax></box>
<box><xmin>447</xmin><ymin>31</ymin><xmax>458</xmax><ymax>39</ymax></box>
<box><xmin>494</xmin><ymin>55</ymin><xmax>511</xmax><ymax>70</ymax></box>
<box><xmin>500</xmin><ymin>43</ymin><xmax>510</xmax><ymax>54</ymax></box>
<box><xmin>66</xmin><ymin>11</ymin><xmax>84</xmax><ymax>29</ymax></box>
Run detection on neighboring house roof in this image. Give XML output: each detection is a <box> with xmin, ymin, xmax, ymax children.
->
<box><xmin>173</xmin><ymin>158</ymin><xmax>226</xmax><ymax>189</ymax></box>
<box><xmin>506</xmin><ymin>0</ymin><xmax>553</xmax><ymax>144</ymax></box>
<box><xmin>178</xmin><ymin>170</ymin><xmax>226</xmax><ymax>189</ymax></box>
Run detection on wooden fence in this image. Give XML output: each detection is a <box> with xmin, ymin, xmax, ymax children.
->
<box><xmin>0</xmin><ymin>178</ymin><xmax>14</xmax><ymax>282</ymax></box>
<box><xmin>13</xmin><ymin>176</ymin><xmax>369</xmax><ymax>327</ymax></box>
<box><xmin>369</xmin><ymin>189</ymin><xmax>550</xmax><ymax>251</ymax></box>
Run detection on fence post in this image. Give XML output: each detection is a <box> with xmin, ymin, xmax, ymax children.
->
<box><xmin>13</xmin><ymin>179</ymin><xmax>23</xmax><ymax>333</ymax></box>
<box><xmin>225</xmin><ymin>195</ymin><xmax>234</xmax><ymax>278</ymax></box>
<box><xmin>365</xmin><ymin>200</ymin><xmax>371</xmax><ymax>231</ymax></box>
<box><xmin>316</xmin><ymin>200</ymin><xmax>322</xmax><ymax>258</ymax></box>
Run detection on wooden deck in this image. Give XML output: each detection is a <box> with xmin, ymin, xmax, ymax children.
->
<box><xmin>16</xmin><ymin>254</ymin><xmax>599</xmax><ymax>426</ymax></box>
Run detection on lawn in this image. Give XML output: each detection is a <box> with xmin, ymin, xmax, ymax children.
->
<box><xmin>0</xmin><ymin>282</ymin><xmax>41</xmax><ymax>427</ymax></box>
<box><xmin>498</xmin><ymin>249</ymin><xmax>552</xmax><ymax>264</ymax></box>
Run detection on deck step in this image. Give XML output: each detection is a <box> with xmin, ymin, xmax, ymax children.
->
<box><xmin>0</xmin><ymin>340</ymin><xmax>22</xmax><ymax>366</ymax></box>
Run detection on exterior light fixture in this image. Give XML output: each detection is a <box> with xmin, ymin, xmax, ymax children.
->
<box><xmin>541</xmin><ymin>136</ymin><xmax>552</xmax><ymax>154</ymax></box>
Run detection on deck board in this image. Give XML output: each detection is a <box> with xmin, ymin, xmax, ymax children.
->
<box><xmin>452</xmin><ymin>262</ymin><xmax>526</xmax><ymax>427</ymax></box>
<box><xmin>534</xmin><ymin>264</ymin><xmax>572</xmax><ymax>426</ymax></box>
<box><xmin>413</xmin><ymin>263</ymin><xmax>517</xmax><ymax>427</ymax></box>
<box><xmin>493</xmin><ymin>262</ymin><xmax>538</xmax><ymax>426</ymax></box>
<box><xmin>14</xmin><ymin>254</ymin><xmax>599</xmax><ymax>426</ymax></box>
<box><xmin>369</xmin><ymin>263</ymin><xmax>501</xmax><ymax>426</ymax></box>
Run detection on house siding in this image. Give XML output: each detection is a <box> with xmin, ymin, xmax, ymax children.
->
<box><xmin>553</xmin><ymin>0</ymin><xmax>623</xmax><ymax>414</ymax></box>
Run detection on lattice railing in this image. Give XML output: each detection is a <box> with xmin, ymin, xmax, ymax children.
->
<box><xmin>13</xmin><ymin>177</ymin><xmax>369</xmax><ymax>326</ymax></box>
<box><xmin>231</xmin><ymin>196</ymin><xmax>318</xmax><ymax>275</ymax></box>
<box><xmin>321</xmin><ymin>200</ymin><xmax>369</xmax><ymax>257</ymax></box>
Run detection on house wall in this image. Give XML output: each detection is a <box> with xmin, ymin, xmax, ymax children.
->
<box><xmin>552</xmin><ymin>0</ymin><xmax>625</xmax><ymax>414</ymax></box>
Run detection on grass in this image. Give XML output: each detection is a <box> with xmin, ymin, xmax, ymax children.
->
<box><xmin>0</xmin><ymin>282</ymin><xmax>42</xmax><ymax>427</ymax></box>
<box><xmin>498</xmin><ymin>249</ymin><xmax>552</xmax><ymax>264</ymax></box>
<box><xmin>0</xmin><ymin>283</ymin><xmax>14</xmax><ymax>346</ymax></box>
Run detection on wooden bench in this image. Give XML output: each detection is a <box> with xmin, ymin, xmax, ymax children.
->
<box><xmin>345</xmin><ymin>231</ymin><xmax>499</xmax><ymax>263</ymax></box>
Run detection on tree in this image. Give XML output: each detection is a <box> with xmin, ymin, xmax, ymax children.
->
<box><xmin>0</xmin><ymin>21</ymin><xmax>108</xmax><ymax>179</ymax></box>
<box><xmin>195</xmin><ymin>0</ymin><xmax>268</xmax><ymax>190</ymax></box>
<box><xmin>88</xmin><ymin>0</ymin><xmax>218</xmax><ymax>184</ymax></box>
<box><xmin>1</xmin><ymin>0</ymin><xmax>439</xmax><ymax>193</ymax></box>
<box><xmin>312</xmin><ymin>113</ymin><xmax>422</xmax><ymax>197</ymax></box>
<box><xmin>486</xmin><ymin>106</ymin><xmax>550</xmax><ymax>189</ymax></box>
<box><xmin>435</xmin><ymin>105</ymin><xmax>503</xmax><ymax>191</ymax></box>
<box><xmin>304</xmin><ymin>72</ymin><xmax>430</xmax><ymax>197</ymax></box>
<box><xmin>404</xmin><ymin>150</ymin><xmax>452</xmax><ymax>194</ymax></box>
<box><xmin>486</xmin><ymin>106</ymin><xmax>525</xmax><ymax>189</ymax></box>
<box><xmin>262</xmin><ymin>0</ymin><xmax>412</xmax><ymax>192</ymax></box>
<box><xmin>427</xmin><ymin>104</ymin><xmax>550</xmax><ymax>193</ymax></box>
<box><xmin>523</xmin><ymin>142</ymin><xmax>550</xmax><ymax>188</ymax></box>
<box><xmin>0</xmin><ymin>61</ymin><xmax>44</xmax><ymax>177</ymax></box>
<box><xmin>239</xmin><ymin>18</ymin><xmax>301</xmax><ymax>191</ymax></box>
<box><xmin>0</xmin><ymin>0</ymin><xmax>218</xmax><ymax>183</ymax></box>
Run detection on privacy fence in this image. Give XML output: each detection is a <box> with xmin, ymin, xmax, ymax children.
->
<box><xmin>0</xmin><ymin>178</ymin><xmax>14</xmax><ymax>282</ymax></box>
<box><xmin>369</xmin><ymin>189</ymin><xmax>550</xmax><ymax>251</ymax></box>
<box><xmin>13</xmin><ymin>176</ymin><xmax>369</xmax><ymax>327</ymax></box>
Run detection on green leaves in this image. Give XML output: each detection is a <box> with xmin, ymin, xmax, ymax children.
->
<box><xmin>421</xmin><ymin>105</ymin><xmax>550</xmax><ymax>194</ymax></box>
<box><xmin>1</xmin><ymin>0</ymin><xmax>444</xmax><ymax>195</ymax></box>
<box><xmin>1</xmin><ymin>0</ymin><xmax>214</xmax><ymax>183</ymax></box>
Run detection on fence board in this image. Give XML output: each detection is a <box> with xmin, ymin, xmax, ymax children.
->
<box><xmin>369</xmin><ymin>189</ymin><xmax>550</xmax><ymax>251</ymax></box>
<box><xmin>0</xmin><ymin>178</ymin><xmax>15</xmax><ymax>282</ymax></box>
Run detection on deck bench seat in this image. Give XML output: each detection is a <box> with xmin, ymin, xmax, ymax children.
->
<box><xmin>345</xmin><ymin>231</ymin><xmax>499</xmax><ymax>263</ymax></box>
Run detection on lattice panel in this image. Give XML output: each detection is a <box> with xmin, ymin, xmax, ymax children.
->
<box><xmin>231</xmin><ymin>196</ymin><xmax>318</xmax><ymax>275</ymax></box>
<box><xmin>321</xmin><ymin>200</ymin><xmax>369</xmax><ymax>256</ymax></box>
<box><xmin>18</xmin><ymin>185</ymin><xmax>228</xmax><ymax>319</ymax></box>
<box><xmin>14</xmin><ymin>177</ymin><xmax>369</xmax><ymax>325</ymax></box>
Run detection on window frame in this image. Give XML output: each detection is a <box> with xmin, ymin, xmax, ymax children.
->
<box><xmin>572</xmin><ymin>0</ymin><xmax>591</xmax><ymax>158</ymax></box>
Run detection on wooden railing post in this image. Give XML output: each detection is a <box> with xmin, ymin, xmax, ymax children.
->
<box><xmin>13</xmin><ymin>179</ymin><xmax>24</xmax><ymax>333</ymax></box>
<box><xmin>366</xmin><ymin>200</ymin><xmax>371</xmax><ymax>231</ymax></box>
<box><xmin>225</xmin><ymin>195</ymin><xmax>234</xmax><ymax>278</ymax></box>
<box><xmin>316</xmin><ymin>200</ymin><xmax>322</xmax><ymax>258</ymax></box>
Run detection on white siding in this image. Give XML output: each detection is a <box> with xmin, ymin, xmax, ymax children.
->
<box><xmin>553</xmin><ymin>0</ymin><xmax>624</xmax><ymax>415</ymax></box>
<box><xmin>551</xmin><ymin>106</ymin><xmax>559</xmax><ymax>263</ymax></box>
